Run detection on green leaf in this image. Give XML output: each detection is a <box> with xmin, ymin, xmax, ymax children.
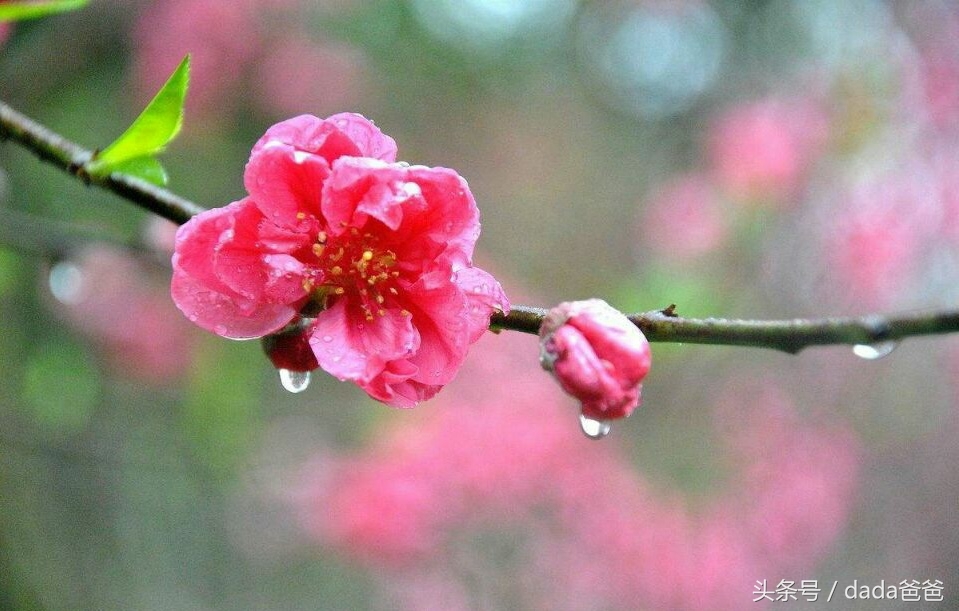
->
<box><xmin>0</xmin><ymin>0</ymin><xmax>89</xmax><ymax>22</ymax></box>
<box><xmin>105</xmin><ymin>156</ymin><xmax>169</xmax><ymax>186</ymax></box>
<box><xmin>87</xmin><ymin>55</ymin><xmax>190</xmax><ymax>179</ymax></box>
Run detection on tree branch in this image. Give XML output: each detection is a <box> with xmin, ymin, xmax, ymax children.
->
<box><xmin>4</xmin><ymin>98</ymin><xmax>959</xmax><ymax>354</ymax></box>
<box><xmin>491</xmin><ymin>305</ymin><xmax>959</xmax><ymax>353</ymax></box>
<box><xmin>0</xmin><ymin>100</ymin><xmax>205</xmax><ymax>225</ymax></box>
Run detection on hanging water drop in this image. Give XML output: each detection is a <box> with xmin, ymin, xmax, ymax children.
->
<box><xmin>579</xmin><ymin>414</ymin><xmax>612</xmax><ymax>439</ymax></box>
<box><xmin>278</xmin><ymin>369</ymin><xmax>311</xmax><ymax>393</ymax></box>
<box><xmin>852</xmin><ymin>341</ymin><xmax>898</xmax><ymax>360</ymax></box>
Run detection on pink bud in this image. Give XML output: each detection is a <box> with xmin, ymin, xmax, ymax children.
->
<box><xmin>539</xmin><ymin>299</ymin><xmax>651</xmax><ymax>421</ymax></box>
<box><xmin>262</xmin><ymin>317</ymin><xmax>319</xmax><ymax>373</ymax></box>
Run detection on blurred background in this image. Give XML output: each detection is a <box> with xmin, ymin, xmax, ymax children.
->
<box><xmin>1</xmin><ymin>0</ymin><xmax>958</xmax><ymax>609</ymax></box>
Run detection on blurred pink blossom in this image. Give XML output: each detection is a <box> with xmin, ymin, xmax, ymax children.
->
<box><xmin>132</xmin><ymin>0</ymin><xmax>261</xmax><ymax>121</ymax></box>
<box><xmin>706</xmin><ymin>97</ymin><xmax>830</xmax><ymax>204</ymax></box>
<box><xmin>132</xmin><ymin>0</ymin><xmax>370</xmax><ymax>126</ymax></box>
<box><xmin>253</xmin><ymin>35</ymin><xmax>370</xmax><ymax>119</ymax></box>
<box><xmin>49</xmin><ymin>245</ymin><xmax>196</xmax><ymax>384</ymax></box>
<box><xmin>824</xmin><ymin>166</ymin><xmax>941</xmax><ymax>308</ymax></box>
<box><xmin>295</xmin><ymin>324</ymin><xmax>861</xmax><ymax>610</ymax></box>
<box><xmin>641</xmin><ymin>172</ymin><xmax>727</xmax><ymax>260</ymax></box>
<box><xmin>920</xmin><ymin>48</ymin><xmax>959</xmax><ymax>127</ymax></box>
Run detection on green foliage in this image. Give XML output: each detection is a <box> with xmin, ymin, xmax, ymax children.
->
<box><xmin>0</xmin><ymin>0</ymin><xmax>88</xmax><ymax>22</ymax></box>
<box><xmin>180</xmin><ymin>338</ymin><xmax>263</xmax><ymax>480</ymax></box>
<box><xmin>87</xmin><ymin>55</ymin><xmax>190</xmax><ymax>186</ymax></box>
<box><xmin>20</xmin><ymin>340</ymin><xmax>100</xmax><ymax>436</ymax></box>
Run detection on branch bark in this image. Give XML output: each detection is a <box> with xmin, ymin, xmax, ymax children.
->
<box><xmin>0</xmin><ymin>100</ymin><xmax>205</xmax><ymax>224</ymax></box>
<box><xmin>492</xmin><ymin>305</ymin><xmax>959</xmax><ymax>353</ymax></box>
<box><xmin>5</xmin><ymin>98</ymin><xmax>959</xmax><ymax>354</ymax></box>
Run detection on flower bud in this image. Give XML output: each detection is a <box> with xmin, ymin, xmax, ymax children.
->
<box><xmin>539</xmin><ymin>299</ymin><xmax>651</xmax><ymax>421</ymax></box>
<box><xmin>262</xmin><ymin>317</ymin><xmax>319</xmax><ymax>372</ymax></box>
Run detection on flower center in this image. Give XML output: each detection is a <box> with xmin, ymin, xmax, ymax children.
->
<box><xmin>305</xmin><ymin>227</ymin><xmax>403</xmax><ymax>320</ymax></box>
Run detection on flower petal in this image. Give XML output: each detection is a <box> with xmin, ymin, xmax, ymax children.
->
<box><xmin>213</xmin><ymin>201</ymin><xmax>311</xmax><ymax>305</ymax></box>
<box><xmin>244</xmin><ymin>142</ymin><xmax>330</xmax><ymax>231</ymax></box>
<box><xmin>453</xmin><ymin>266</ymin><xmax>510</xmax><ymax>343</ymax></box>
<box><xmin>171</xmin><ymin>267</ymin><xmax>297</xmax><ymax>339</ymax></box>
<box><xmin>310</xmin><ymin>299</ymin><xmax>419</xmax><ymax>386</ymax></box>
<box><xmin>401</xmin><ymin>272</ymin><xmax>473</xmax><ymax>386</ymax></box>
<box><xmin>171</xmin><ymin>200</ymin><xmax>299</xmax><ymax>338</ymax></box>
<box><xmin>251</xmin><ymin>113</ymin><xmax>397</xmax><ymax>162</ymax></box>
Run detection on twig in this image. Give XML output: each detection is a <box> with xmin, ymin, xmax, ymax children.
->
<box><xmin>0</xmin><ymin>100</ymin><xmax>204</xmax><ymax>224</ymax></box>
<box><xmin>5</xmin><ymin>98</ymin><xmax>959</xmax><ymax>353</ymax></box>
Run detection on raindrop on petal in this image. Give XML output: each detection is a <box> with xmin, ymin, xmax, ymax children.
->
<box><xmin>579</xmin><ymin>414</ymin><xmax>612</xmax><ymax>439</ymax></box>
<box><xmin>278</xmin><ymin>369</ymin><xmax>311</xmax><ymax>393</ymax></box>
<box><xmin>852</xmin><ymin>341</ymin><xmax>898</xmax><ymax>360</ymax></box>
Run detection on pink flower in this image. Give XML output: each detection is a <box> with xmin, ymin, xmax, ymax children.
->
<box><xmin>706</xmin><ymin>97</ymin><xmax>829</xmax><ymax>204</ymax></box>
<box><xmin>50</xmin><ymin>245</ymin><xmax>196</xmax><ymax>384</ymax></box>
<box><xmin>539</xmin><ymin>299</ymin><xmax>651</xmax><ymax>421</ymax></box>
<box><xmin>641</xmin><ymin>172</ymin><xmax>728</xmax><ymax>260</ymax></box>
<box><xmin>171</xmin><ymin>113</ymin><xmax>508</xmax><ymax>406</ymax></box>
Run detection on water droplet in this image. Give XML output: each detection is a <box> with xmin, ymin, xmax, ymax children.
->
<box><xmin>852</xmin><ymin>341</ymin><xmax>898</xmax><ymax>360</ymax></box>
<box><xmin>48</xmin><ymin>261</ymin><xmax>84</xmax><ymax>304</ymax></box>
<box><xmin>322</xmin><ymin>335</ymin><xmax>333</xmax><ymax>343</ymax></box>
<box><xmin>579</xmin><ymin>414</ymin><xmax>611</xmax><ymax>439</ymax></box>
<box><xmin>213</xmin><ymin>324</ymin><xmax>227</xmax><ymax>336</ymax></box>
<box><xmin>278</xmin><ymin>369</ymin><xmax>311</xmax><ymax>393</ymax></box>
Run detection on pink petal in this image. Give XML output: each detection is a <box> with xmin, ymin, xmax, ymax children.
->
<box><xmin>170</xmin><ymin>199</ymin><xmax>299</xmax><ymax>339</ymax></box>
<box><xmin>171</xmin><ymin>267</ymin><xmax>297</xmax><ymax>339</ymax></box>
<box><xmin>401</xmin><ymin>272</ymin><xmax>473</xmax><ymax>386</ymax></box>
<box><xmin>405</xmin><ymin>165</ymin><xmax>480</xmax><ymax>257</ymax></box>
<box><xmin>358</xmin><ymin>360</ymin><xmax>440</xmax><ymax>408</ymax></box>
<box><xmin>326</xmin><ymin>112</ymin><xmax>398</xmax><ymax>162</ymax></box>
<box><xmin>244</xmin><ymin>143</ymin><xmax>330</xmax><ymax>231</ymax></box>
<box><xmin>213</xmin><ymin>201</ymin><xmax>310</xmax><ymax>305</ymax></box>
<box><xmin>172</xmin><ymin>200</ymin><xmax>245</xmax><ymax>297</ymax></box>
<box><xmin>453</xmin><ymin>266</ymin><xmax>510</xmax><ymax>342</ymax></box>
<box><xmin>320</xmin><ymin>157</ymin><xmax>402</xmax><ymax>232</ymax></box>
<box><xmin>309</xmin><ymin>299</ymin><xmax>419</xmax><ymax>386</ymax></box>
<box><xmin>251</xmin><ymin>113</ymin><xmax>397</xmax><ymax>162</ymax></box>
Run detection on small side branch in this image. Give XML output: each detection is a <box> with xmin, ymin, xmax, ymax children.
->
<box><xmin>0</xmin><ymin>100</ymin><xmax>205</xmax><ymax>225</ymax></box>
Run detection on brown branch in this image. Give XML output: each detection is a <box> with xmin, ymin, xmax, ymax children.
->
<box><xmin>6</xmin><ymin>98</ymin><xmax>959</xmax><ymax>354</ymax></box>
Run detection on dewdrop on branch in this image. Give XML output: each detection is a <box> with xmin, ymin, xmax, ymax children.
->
<box><xmin>539</xmin><ymin>299</ymin><xmax>652</xmax><ymax>439</ymax></box>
